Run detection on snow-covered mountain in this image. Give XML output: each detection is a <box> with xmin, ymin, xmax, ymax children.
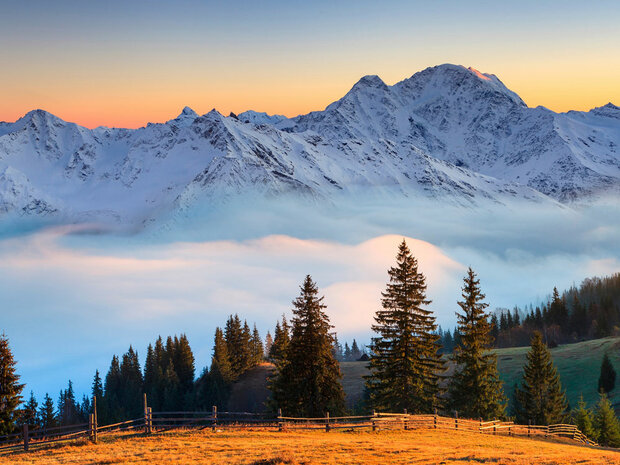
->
<box><xmin>0</xmin><ymin>64</ymin><xmax>618</xmax><ymax>229</ymax></box>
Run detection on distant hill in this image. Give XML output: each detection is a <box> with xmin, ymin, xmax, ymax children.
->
<box><xmin>340</xmin><ymin>336</ymin><xmax>620</xmax><ymax>413</ymax></box>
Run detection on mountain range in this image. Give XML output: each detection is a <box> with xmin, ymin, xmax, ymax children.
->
<box><xmin>1</xmin><ymin>64</ymin><xmax>618</xmax><ymax>230</ymax></box>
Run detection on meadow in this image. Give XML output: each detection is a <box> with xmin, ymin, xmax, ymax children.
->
<box><xmin>340</xmin><ymin>336</ymin><xmax>620</xmax><ymax>410</ymax></box>
<box><xmin>1</xmin><ymin>428</ymin><xmax>617</xmax><ymax>465</ymax></box>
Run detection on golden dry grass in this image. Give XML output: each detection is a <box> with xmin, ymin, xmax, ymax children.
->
<box><xmin>1</xmin><ymin>428</ymin><xmax>618</xmax><ymax>465</ymax></box>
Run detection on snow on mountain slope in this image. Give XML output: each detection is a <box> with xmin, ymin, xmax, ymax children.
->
<box><xmin>0</xmin><ymin>64</ymin><xmax>618</xmax><ymax>230</ymax></box>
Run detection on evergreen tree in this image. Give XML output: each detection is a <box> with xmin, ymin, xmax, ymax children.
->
<box><xmin>365</xmin><ymin>240</ymin><xmax>444</xmax><ymax>413</ymax></box>
<box><xmin>0</xmin><ymin>333</ymin><xmax>24</xmax><ymax>435</ymax></box>
<box><xmin>22</xmin><ymin>391</ymin><xmax>38</xmax><ymax>427</ymax></box>
<box><xmin>196</xmin><ymin>327</ymin><xmax>234</xmax><ymax>409</ymax></box>
<box><xmin>174</xmin><ymin>334</ymin><xmax>195</xmax><ymax>396</ymax></box>
<box><xmin>593</xmin><ymin>392</ymin><xmax>620</xmax><ymax>447</ymax></box>
<box><xmin>38</xmin><ymin>393</ymin><xmax>57</xmax><ymax>429</ymax></box>
<box><xmin>448</xmin><ymin>267</ymin><xmax>506</xmax><ymax>419</ymax></box>
<box><xmin>351</xmin><ymin>340</ymin><xmax>362</xmax><ymax>361</ymax></box>
<box><xmin>58</xmin><ymin>380</ymin><xmax>79</xmax><ymax>425</ymax></box>
<box><xmin>251</xmin><ymin>325</ymin><xmax>264</xmax><ymax>366</ymax></box>
<box><xmin>332</xmin><ymin>335</ymin><xmax>344</xmax><ymax>361</ymax></box>
<box><xmin>264</xmin><ymin>331</ymin><xmax>273</xmax><ymax>360</ymax></box>
<box><xmin>270</xmin><ymin>275</ymin><xmax>345</xmax><ymax>416</ymax></box>
<box><xmin>598</xmin><ymin>353</ymin><xmax>616</xmax><ymax>394</ymax></box>
<box><xmin>343</xmin><ymin>342</ymin><xmax>351</xmax><ymax>361</ymax></box>
<box><xmin>92</xmin><ymin>370</ymin><xmax>103</xmax><ymax>402</ymax></box>
<box><xmin>120</xmin><ymin>346</ymin><xmax>143</xmax><ymax>419</ymax></box>
<box><xmin>225</xmin><ymin>315</ymin><xmax>252</xmax><ymax>378</ymax></box>
<box><xmin>572</xmin><ymin>395</ymin><xmax>597</xmax><ymax>441</ymax></box>
<box><xmin>162</xmin><ymin>359</ymin><xmax>181</xmax><ymax>411</ymax></box>
<box><xmin>269</xmin><ymin>316</ymin><xmax>290</xmax><ymax>364</ymax></box>
<box><xmin>103</xmin><ymin>355</ymin><xmax>123</xmax><ymax>423</ymax></box>
<box><xmin>515</xmin><ymin>331</ymin><xmax>568</xmax><ymax>425</ymax></box>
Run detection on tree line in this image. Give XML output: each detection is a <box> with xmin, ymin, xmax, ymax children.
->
<box><xmin>1</xmin><ymin>241</ymin><xmax>619</xmax><ymax>445</ymax></box>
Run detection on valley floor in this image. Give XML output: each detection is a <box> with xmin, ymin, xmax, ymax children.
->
<box><xmin>1</xmin><ymin>428</ymin><xmax>617</xmax><ymax>465</ymax></box>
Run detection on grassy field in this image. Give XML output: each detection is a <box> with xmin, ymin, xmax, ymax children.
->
<box><xmin>1</xmin><ymin>428</ymin><xmax>617</xmax><ymax>464</ymax></box>
<box><xmin>341</xmin><ymin>336</ymin><xmax>620</xmax><ymax>411</ymax></box>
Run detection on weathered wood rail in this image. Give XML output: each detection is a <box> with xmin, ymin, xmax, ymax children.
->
<box><xmin>0</xmin><ymin>396</ymin><xmax>598</xmax><ymax>454</ymax></box>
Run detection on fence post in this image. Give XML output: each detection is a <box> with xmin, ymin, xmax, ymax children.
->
<box><xmin>372</xmin><ymin>410</ymin><xmax>377</xmax><ymax>432</ymax></box>
<box><xmin>528</xmin><ymin>420</ymin><xmax>531</xmax><ymax>438</ymax></box>
<box><xmin>325</xmin><ymin>411</ymin><xmax>330</xmax><ymax>432</ymax></box>
<box><xmin>454</xmin><ymin>410</ymin><xmax>458</xmax><ymax>430</ymax></box>
<box><xmin>277</xmin><ymin>408</ymin><xmax>283</xmax><ymax>432</ymax></box>
<box><xmin>212</xmin><ymin>406</ymin><xmax>217</xmax><ymax>432</ymax></box>
<box><xmin>23</xmin><ymin>424</ymin><xmax>29</xmax><ymax>452</ymax></box>
<box><xmin>93</xmin><ymin>395</ymin><xmax>98</xmax><ymax>444</ymax></box>
<box><xmin>403</xmin><ymin>409</ymin><xmax>408</xmax><ymax>431</ymax></box>
<box><xmin>545</xmin><ymin>425</ymin><xmax>548</xmax><ymax>438</ymax></box>
<box><xmin>433</xmin><ymin>408</ymin><xmax>437</xmax><ymax>429</ymax></box>
<box><xmin>147</xmin><ymin>407</ymin><xmax>152</xmax><ymax>434</ymax></box>
<box><xmin>144</xmin><ymin>393</ymin><xmax>149</xmax><ymax>434</ymax></box>
<box><xmin>493</xmin><ymin>418</ymin><xmax>497</xmax><ymax>435</ymax></box>
<box><xmin>89</xmin><ymin>414</ymin><xmax>94</xmax><ymax>441</ymax></box>
<box><xmin>479</xmin><ymin>417</ymin><xmax>482</xmax><ymax>433</ymax></box>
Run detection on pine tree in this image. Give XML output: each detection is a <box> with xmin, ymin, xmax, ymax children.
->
<box><xmin>269</xmin><ymin>316</ymin><xmax>290</xmax><ymax>364</ymax></box>
<box><xmin>38</xmin><ymin>393</ymin><xmax>57</xmax><ymax>429</ymax></box>
<box><xmin>515</xmin><ymin>331</ymin><xmax>568</xmax><ymax>425</ymax></box>
<box><xmin>120</xmin><ymin>346</ymin><xmax>143</xmax><ymax>419</ymax></box>
<box><xmin>343</xmin><ymin>342</ymin><xmax>351</xmax><ymax>361</ymax></box>
<box><xmin>103</xmin><ymin>355</ymin><xmax>123</xmax><ymax>423</ymax></box>
<box><xmin>448</xmin><ymin>267</ymin><xmax>506</xmax><ymax>419</ymax></box>
<box><xmin>251</xmin><ymin>325</ymin><xmax>264</xmax><ymax>367</ymax></box>
<box><xmin>593</xmin><ymin>392</ymin><xmax>620</xmax><ymax>447</ymax></box>
<box><xmin>572</xmin><ymin>395</ymin><xmax>597</xmax><ymax>441</ymax></box>
<box><xmin>22</xmin><ymin>391</ymin><xmax>38</xmax><ymax>427</ymax></box>
<box><xmin>365</xmin><ymin>240</ymin><xmax>444</xmax><ymax>413</ymax></box>
<box><xmin>196</xmin><ymin>327</ymin><xmax>234</xmax><ymax>409</ymax></box>
<box><xmin>351</xmin><ymin>340</ymin><xmax>362</xmax><ymax>361</ymax></box>
<box><xmin>264</xmin><ymin>331</ymin><xmax>273</xmax><ymax>360</ymax></box>
<box><xmin>225</xmin><ymin>315</ymin><xmax>252</xmax><ymax>378</ymax></box>
<box><xmin>332</xmin><ymin>335</ymin><xmax>343</xmax><ymax>361</ymax></box>
<box><xmin>270</xmin><ymin>275</ymin><xmax>345</xmax><ymax>416</ymax></box>
<box><xmin>92</xmin><ymin>370</ymin><xmax>103</xmax><ymax>402</ymax></box>
<box><xmin>58</xmin><ymin>380</ymin><xmax>78</xmax><ymax>425</ymax></box>
<box><xmin>174</xmin><ymin>334</ymin><xmax>195</xmax><ymax>396</ymax></box>
<box><xmin>0</xmin><ymin>333</ymin><xmax>24</xmax><ymax>435</ymax></box>
<box><xmin>162</xmin><ymin>359</ymin><xmax>181</xmax><ymax>411</ymax></box>
<box><xmin>598</xmin><ymin>353</ymin><xmax>616</xmax><ymax>394</ymax></box>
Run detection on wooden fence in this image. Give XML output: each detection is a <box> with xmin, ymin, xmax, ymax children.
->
<box><xmin>0</xmin><ymin>395</ymin><xmax>598</xmax><ymax>454</ymax></box>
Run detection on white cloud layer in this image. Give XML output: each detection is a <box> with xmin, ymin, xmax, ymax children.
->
<box><xmin>0</xmin><ymin>197</ymin><xmax>619</xmax><ymax>400</ymax></box>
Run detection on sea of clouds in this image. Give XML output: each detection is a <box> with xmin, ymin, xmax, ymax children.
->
<box><xmin>1</xmin><ymin>195</ymin><xmax>618</xmax><ymax>400</ymax></box>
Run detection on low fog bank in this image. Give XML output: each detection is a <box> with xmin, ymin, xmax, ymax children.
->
<box><xmin>0</xmin><ymin>196</ymin><xmax>618</xmax><ymax>401</ymax></box>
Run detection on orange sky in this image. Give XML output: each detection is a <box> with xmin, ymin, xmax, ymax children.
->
<box><xmin>1</xmin><ymin>1</ymin><xmax>619</xmax><ymax>128</ymax></box>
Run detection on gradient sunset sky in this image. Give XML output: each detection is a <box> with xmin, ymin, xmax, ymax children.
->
<box><xmin>2</xmin><ymin>0</ymin><xmax>619</xmax><ymax>128</ymax></box>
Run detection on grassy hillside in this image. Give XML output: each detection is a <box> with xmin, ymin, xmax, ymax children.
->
<box><xmin>1</xmin><ymin>428</ymin><xmax>617</xmax><ymax>464</ymax></box>
<box><xmin>341</xmin><ymin>336</ymin><xmax>620</xmax><ymax>412</ymax></box>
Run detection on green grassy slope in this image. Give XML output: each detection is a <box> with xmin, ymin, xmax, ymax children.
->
<box><xmin>340</xmin><ymin>337</ymin><xmax>620</xmax><ymax>412</ymax></box>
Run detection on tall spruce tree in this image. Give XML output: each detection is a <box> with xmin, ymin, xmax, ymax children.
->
<box><xmin>264</xmin><ymin>331</ymin><xmax>273</xmax><ymax>359</ymax></box>
<box><xmin>269</xmin><ymin>316</ymin><xmax>290</xmax><ymax>364</ymax></box>
<box><xmin>270</xmin><ymin>275</ymin><xmax>345</xmax><ymax>416</ymax></box>
<box><xmin>251</xmin><ymin>325</ymin><xmax>264</xmax><ymax>366</ymax></box>
<box><xmin>0</xmin><ymin>333</ymin><xmax>24</xmax><ymax>435</ymax></box>
<box><xmin>515</xmin><ymin>331</ymin><xmax>568</xmax><ymax>425</ymax></box>
<box><xmin>23</xmin><ymin>391</ymin><xmax>38</xmax><ymax>427</ymax></box>
<box><xmin>103</xmin><ymin>355</ymin><xmax>123</xmax><ymax>423</ymax></box>
<box><xmin>448</xmin><ymin>267</ymin><xmax>506</xmax><ymax>419</ymax></box>
<box><xmin>598</xmin><ymin>353</ymin><xmax>616</xmax><ymax>394</ymax></box>
<box><xmin>174</xmin><ymin>334</ymin><xmax>195</xmax><ymax>397</ymax></box>
<box><xmin>196</xmin><ymin>327</ymin><xmax>234</xmax><ymax>409</ymax></box>
<box><xmin>120</xmin><ymin>346</ymin><xmax>143</xmax><ymax>419</ymax></box>
<box><xmin>365</xmin><ymin>240</ymin><xmax>444</xmax><ymax>413</ymax></box>
<box><xmin>593</xmin><ymin>392</ymin><xmax>620</xmax><ymax>447</ymax></box>
<box><xmin>572</xmin><ymin>395</ymin><xmax>597</xmax><ymax>441</ymax></box>
<box><xmin>39</xmin><ymin>393</ymin><xmax>57</xmax><ymax>429</ymax></box>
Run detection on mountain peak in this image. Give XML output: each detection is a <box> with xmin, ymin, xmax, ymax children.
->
<box><xmin>179</xmin><ymin>106</ymin><xmax>198</xmax><ymax>118</ymax></box>
<box><xmin>351</xmin><ymin>75</ymin><xmax>388</xmax><ymax>91</ymax></box>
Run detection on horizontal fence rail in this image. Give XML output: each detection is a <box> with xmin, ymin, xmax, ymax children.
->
<box><xmin>0</xmin><ymin>396</ymin><xmax>599</xmax><ymax>454</ymax></box>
